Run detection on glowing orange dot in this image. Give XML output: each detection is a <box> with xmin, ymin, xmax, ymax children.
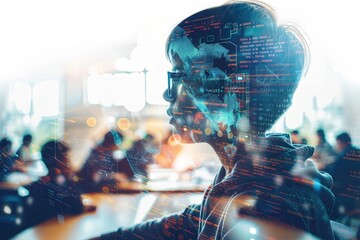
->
<box><xmin>102</xmin><ymin>186</ymin><xmax>110</xmax><ymax>193</ymax></box>
<box><xmin>117</xmin><ymin>118</ymin><xmax>130</xmax><ymax>130</ymax></box>
<box><xmin>86</xmin><ymin>117</ymin><xmax>97</xmax><ymax>127</ymax></box>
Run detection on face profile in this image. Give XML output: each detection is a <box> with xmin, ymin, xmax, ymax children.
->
<box><xmin>164</xmin><ymin>2</ymin><xmax>306</xmax><ymax>149</ymax></box>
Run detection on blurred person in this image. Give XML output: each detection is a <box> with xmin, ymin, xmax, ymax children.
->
<box><xmin>0</xmin><ymin>137</ymin><xmax>18</xmax><ymax>180</ymax></box>
<box><xmin>92</xmin><ymin>1</ymin><xmax>335</xmax><ymax>239</ymax></box>
<box><xmin>77</xmin><ymin>130</ymin><xmax>134</xmax><ymax>192</ymax></box>
<box><xmin>126</xmin><ymin>133</ymin><xmax>160</xmax><ymax>183</ymax></box>
<box><xmin>313</xmin><ymin>128</ymin><xmax>336</xmax><ymax>170</ymax></box>
<box><xmin>290</xmin><ymin>130</ymin><xmax>308</xmax><ymax>145</ymax></box>
<box><xmin>328</xmin><ymin>132</ymin><xmax>360</xmax><ymax>227</ymax></box>
<box><xmin>16</xmin><ymin>134</ymin><xmax>34</xmax><ymax>163</ymax></box>
<box><xmin>290</xmin><ymin>130</ymin><xmax>302</xmax><ymax>144</ymax></box>
<box><xmin>25</xmin><ymin>140</ymin><xmax>95</xmax><ymax>227</ymax></box>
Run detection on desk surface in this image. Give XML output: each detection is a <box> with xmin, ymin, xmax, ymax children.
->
<box><xmin>117</xmin><ymin>180</ymin><xmax>209</xmax><ymax>193</ymax></box>
<box><xmin>12</xmin><ymin>192</ymin><xmax>203</xmax><ymax>240</ymax></box>
<box><xmin>12</xmin><ymin>192</ymin><xmax>324</xmax><ymax>240</ymax></box>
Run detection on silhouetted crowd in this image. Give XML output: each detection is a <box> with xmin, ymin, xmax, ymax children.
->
<box><xmin>0</xmin><ymin>130</ymin><xmax>159</xmax><ymax>239</ymax></box>
<box><xmin>290</xmin><ymin>129</ymin><xmax>360</xmax><ymax>227</ymax></box>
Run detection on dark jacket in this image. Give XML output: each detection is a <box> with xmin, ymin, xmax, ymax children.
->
<box><xmin>25</xmin><ymin>174</ymin><xmax>84</xmax><ymax>226</ymax></box>
<box><xmin>328</xmin><ymin>145</ymin><xmax>360</xmax><ymax>221</ymax></box>
<box><xmin>100</xmin><ymin>134</ymin><xmax>334</xmax><ymax>239</ymax></box>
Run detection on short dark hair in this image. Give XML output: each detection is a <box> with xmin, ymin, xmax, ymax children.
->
<box><xmin>23</xmin><ymin>134</ymin><xmax>32</xmax><ymax>146</ymax></box>
<box><xmin>291</xmin><ymin>130</ymin><xmax>299</xmax><ymax>135</ymax></box>
<box><xmin>0</xmin><ymin>137</ymin><xmax>12</xmax><ymax>152</ymax></box>
<box><xmin>336</xmin><ymin>132</ymin><xmax>351</xmax><ymax>144</ymax></box>
<box><xmin>166</xmin><ymin>1</ymin><xmax>308</xmax><ymax>134</ymax></box>
<box><xmin>316</xmin><ymin>129</ymin><xmax>326</xmax><ymax>140</ymax></box>
<box><xmin>102</xmin><ymin>130</ymin><xmax>123</xmax><ymax>148</ymax></box>
<box><xmin>41</xmin><ymin>140</ymin><xmax>69</xmax><ymax>169</ymax></box>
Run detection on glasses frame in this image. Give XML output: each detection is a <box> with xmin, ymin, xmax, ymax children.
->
<box><xmin>167</xmin><ymin>71</ymin><xmax>186</xmax><ymax>99</ymax></box>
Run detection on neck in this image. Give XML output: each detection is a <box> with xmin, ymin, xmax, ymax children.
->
<box><xmin>209</xmin><ymin>138</ymin><xmax>251</xmax><ymax>175</ymax></box>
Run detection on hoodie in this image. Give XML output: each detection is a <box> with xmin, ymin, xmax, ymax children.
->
<box><xmin>100</xmin><ymin>133</ymin><xmax>335</xmax><ymax>240</ymax></box>
<box><xmin>198</xmin><ymin>133</ymin><xmax>335</xmax><ymax>239</ymax></box>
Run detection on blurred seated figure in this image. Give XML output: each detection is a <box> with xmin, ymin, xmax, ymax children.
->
<box><xmin>0</xmin><ymin>137</ymin><xmax>18</xmax><ymax>180</ymax></box>
<box><xmin>126</xmin><ymin>133</ymin><xmax>160</xmax><ymax>183</ymax></box>
<box><xmin>290</xmin><ymin>130</ymin><xmax>302</xmax><ymax>144</ymax></box>
<box><xmin>291</xmin><ymin>130</ymin><xmax>308</xmax><ymax>145</ymax></box>
<box><xmin>25</xmin><ymin>140</ymin><xmax>89</xmax><ymax>226</ymax></box>
<box><xmin>77</xmin><ymin>130</ymin><xmax>134</xmax><ymax>192</ymax></box>
<box><xmin>313</xmin><ymin>128</ymin><xmax>336</xmax><ymax>170</ymax></box>
<box><xmin>328</xmin><ymin>132</ymin><xmax>360</xmax><ymax>229</ymax></box>
<box><xmin>16</xmin><ymin>134</ymin><xmax>34</xmax><ymax>163</ymax></box>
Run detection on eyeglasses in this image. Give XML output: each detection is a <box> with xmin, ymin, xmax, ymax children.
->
<box><xmin>166</xmin><ymin>71</ymin><xmax>186</xmax><ymax>100</ymax></box>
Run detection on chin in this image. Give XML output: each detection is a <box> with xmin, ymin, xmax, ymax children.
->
<box><xmin>171</xmin><ymin>126</ymin><xmax>195</xmax><ymax>144</ymax></box>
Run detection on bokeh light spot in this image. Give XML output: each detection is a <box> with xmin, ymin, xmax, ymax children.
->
<box><xmin>117</xmin><ymin>118</ymin><xmax>131</xmax><ymax>130</ymax></box>
<box><xmin>102</xmin><ymin>186</ymin><xmax>110</xmax><ymax>193</ymax></box>
<box><xmin>205</xmin><ymin>128</ymin><xmax>212</xmax><ymax>135</ymax></box>
<box><xmin>86</xmin><ymin>117</ymin><xmax>97</xmax><ymax>127</ymax></box>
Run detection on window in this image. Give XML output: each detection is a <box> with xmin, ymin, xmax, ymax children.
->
<box><xmin>33</xmin><ymin>80</ymin><xmax>59</xmax><ymax>117</ymax></box>
<box><xmin>13</xmin><ymin>82</ymin><xmax>31</xmax><ymax>114</ymax></box>
<box><xmin>146</xmin><ymin>71</ymin><xmax>168</xmax><ymax>105</ymax></box>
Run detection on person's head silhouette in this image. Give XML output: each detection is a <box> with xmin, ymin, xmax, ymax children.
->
<box><xmin>94</xmin><ymin>3</ymin><xmax>338</xmax><ymax>240</ymax></box>
<box><xmin>22</xmin><ymin>134</ymin><xmax>33</xmax><ymax>147</ymax></box>
<box><xmin>163</xmin><ymin>1</ymin><xmax>308</xmax><ymax>172</ymax></box>
<box><xmin>41</xmin><ymin>140</ymin><xmax>70</xmax><ymax>177</ymax></box>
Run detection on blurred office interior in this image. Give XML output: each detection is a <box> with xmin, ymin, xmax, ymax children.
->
<box><xmin>1</xmin><ymin>0</ymin><xmax>360</xmax><ymax>166</ymax></box>
<box><xmin>0</xmin><ymin>0</ymin><xmax>359</xmax><ymax>239</ymax></box>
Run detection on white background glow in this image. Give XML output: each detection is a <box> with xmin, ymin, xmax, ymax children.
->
<box><xmin>0</xmin><ymin>0</ymin><xmax>359</xmax><ymax>143</ymax></box>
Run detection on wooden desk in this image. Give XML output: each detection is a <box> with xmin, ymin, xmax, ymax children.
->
<box><xmin>12</xmin><ymin>192</ymin><xmax>203</xmax><ymax>240</ymax></box>
<box><xmin>116</xmin><ymin>180</ymin><xmax>209</xmax><ymax>193</ymax></box>
<box><xmin>11</xmin><ymin>191</ymin><xmax>343</xmax><ymax>240</ymax></box>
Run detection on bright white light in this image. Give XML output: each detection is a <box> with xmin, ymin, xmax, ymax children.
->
<box><xmin>113</xmin><ymin>73</ymin><xmax>130</xmax><ymax>106</ymax></box>
<box><xmin>3</xmin><ymin>205</ymin><xmax>12</xmax><ymax>215</ymax></box>
<box><xmin>33</xmin><ymin>80</ymin><xmax>59</xmax><ymax>117</ymax></box>
<box><xmin>87</xmin><ymin>74</ymin><xmax>102</xmax><ymax>104</ymax></box>
<box><xmin>107</xmin><ymin>116</ymin><xmax>115</xmax><ymax>124</ymax></box>
<box><xmin>130</xmin><ymin>46</ymin><xmax>146</xmax><ymax>71</ymax></box>
<box><xmin>124</xmin><ymin>73</ymin><xmax>146</xmax><ymax>112</ymax></box>
<box><xmin>113</xmin><ymin>150</ymin><xmax>126</xmax><ymax>160</ymax></box>
<box><xmin>31</xmin><ymin>114</ymin><xmax>42</xmax><ymax>129</ymax></box>
<box><xmin>285</xmin><ymin>107</ymin><xmax>303</xmax><ymax>130</ymax></box>
<box><xmin>88</xmin><ymin>66</ymin><xmax>98</xmax><ymax>75</ymax></box>
<box><xmin>146</xmin><ymin>71</ymin><xmax>169</xmax><ymax>105</ymax></box>
<box><xmin>18</xmin><ymin>186</ymin><xmax>30</xmax><ymax>197</ymax></box>
<box><xmin>114</xmin><ymin>58</ymin><xmax>131</xmax><ymax>72</ymax></box>
<box><xmin>249</xmin><ymin>227</ymin><xmax>257</xmax><ymax>235</ymax></box>
<box><xmin>23</xmin><ymin>115</ymin><xmax>30</xmax><ymax>125</ymax></box>
<box><xmin>125</xmin><ymin>101</ymin><xmax>145</xmax><ymax>113</ymax></box>
<box><xmin>13</xmin><ymin>82</ymin><xmax>31</xmax><ymax>114</ymax></box>
<box><xmin>134</xmin><ymin>194</ymin><xmax>157</xmax><ymax>224</ymax></box>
